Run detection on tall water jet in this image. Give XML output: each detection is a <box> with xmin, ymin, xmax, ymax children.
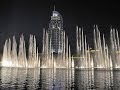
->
<box><xmin>18</xmin><ymin>34</ymin><xmax>27</xmax><ymax>67</ymax></box>
<box><xmin>42</xmin><ymin>29</ymin><xmax>53</xmax><ymax>68</ymax></box>
<box><xmin>76</xmin><ymin>26</ymin><xmax>90</xmax><ymax>69</ymax></box>
<box><xmin>102</xmin><ymin>34</ymin><xmax>112</xmax><ymax>69</ymax></box>
<box><xmin>93</xmin><ymin>25</ymin><xmax>103</xmax><ymax>68</ymax></box>
<box><xmin>28</xmin><ymin>34</ymin><xmax>33</xmax><ymax>67</ymax></box>
<box><xmin>65</xmin><ymin>36</ymin><xmax>69</xmax><ymax>68</ymax></box>
<box><xmin>28</xmin><ymin>34</ymin><xmax>39</xmax><ymax>68</ymax></box>
<box><xmin>75</xmin><ymin>25</ymin><xmax>113</xmax><ymax>69</ymax></box>
<box><xmin>2</xmin><ymin>34</ymin><xmax>40</xmax><ymax>68</ymax></box>
<box><xmin>93</xmin><ymin>25</ymin><xmax>112</xmax><ymax>69</ymax></box>
<box><xmin>41</xmin><ymin>28</ymin><xmax>73</xmax><ymax>68</ymax></box>
<box><xmin>110</xmin><ymin>28</ymin><xmax>120</xmax><ymax>68</ymax></box>
<box><xmin>11</xmin><ymin>36</ymin><xmax>18</xmax><ymax>67</ymax></box>
<box><xmin>2</xmin><ymin>40</ymin><xmax>9</xmax><ymax>67</ymax></box>
<box><xmin>1</xmin><ymin>25</ymin><xmax>120</xmax><ymax>69</ymax></box>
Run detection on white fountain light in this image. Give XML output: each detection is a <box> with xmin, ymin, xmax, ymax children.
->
<box><xmin>1</xmin><ymin>59</ymin><xmax>12</xmax><ymax>67</ymax></box>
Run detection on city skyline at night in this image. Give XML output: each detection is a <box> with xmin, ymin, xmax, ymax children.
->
<box><xmin>1</xmin><ymin>1</ymin><xmax>120</xmax><ymax>90</ymax></box>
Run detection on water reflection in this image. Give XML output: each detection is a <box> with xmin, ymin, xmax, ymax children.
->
<box><xmin>1</xmin><ymin>68</ymin><xmax>120</xmax><ymax>90</ymax></box>
<box><xmin>113</xmin><ymin>70</ymin><xmax>120</xmax><ymax>89</ymax></box>
<box><xmin>94</xmin><ymin>70</ymin><xmax>113</xmax><ymax>90</ymax></box>
<box><xmin>0</xmin><ymin>68</ymin><xmax>74</xmax><ymax>90</ymax></box>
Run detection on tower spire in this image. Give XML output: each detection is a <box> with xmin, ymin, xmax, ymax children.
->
<box><xmin>54</xmin><ymin>5</ymin><xmax>55</xmax><ymax>11</ymax></box>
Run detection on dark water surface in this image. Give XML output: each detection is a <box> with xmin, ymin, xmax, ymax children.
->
<box><xmin>0</xmin><ymin>67</ymin><xmax>120</xmax><ymax>90</ymax></box>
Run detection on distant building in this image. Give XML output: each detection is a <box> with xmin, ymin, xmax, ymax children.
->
<box><xmin>48</xmin><ymin>7</ymin><xmax>63</xmax><ymax>53</ymax></box>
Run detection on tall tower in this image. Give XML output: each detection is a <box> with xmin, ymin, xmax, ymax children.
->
<box><xmin>48</xmin><ymin>7</ymin><xmax>63</xmax><ymax>53</ymax></box>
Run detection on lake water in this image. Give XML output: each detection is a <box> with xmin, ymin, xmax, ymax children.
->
<box><xmin>0</xmin><ymin>67</ymin><xmax>120</xmax><ymax>90</ymax></box>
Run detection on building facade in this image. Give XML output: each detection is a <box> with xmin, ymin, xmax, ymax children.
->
<box><xmin>48</xmin><ymin>9</ymin><xmax>63</xmax><ymax>53</ymax></box>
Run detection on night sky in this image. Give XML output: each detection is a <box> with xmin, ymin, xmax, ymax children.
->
<box><xmin>0</xmin><ymin>0</ymin><xmax>120</xmax><ymax>54</ymax></box>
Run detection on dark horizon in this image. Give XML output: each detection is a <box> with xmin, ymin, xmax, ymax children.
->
<box><xmin>0</xmin><ymin>0</ymin><xmax>120</xmax><ymax>54</ymax></box>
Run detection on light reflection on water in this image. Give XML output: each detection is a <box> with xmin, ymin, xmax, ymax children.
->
<box><xmin>0</xmin><ymin>68</ymin><xmax>120</xmax><ymax>90</ymax></box>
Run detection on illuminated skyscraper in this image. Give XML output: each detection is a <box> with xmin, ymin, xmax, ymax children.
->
<box><xmin>48</xmin><ymin>7</ymin><xmax>63</xmax><ymax>53</ymax></box>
